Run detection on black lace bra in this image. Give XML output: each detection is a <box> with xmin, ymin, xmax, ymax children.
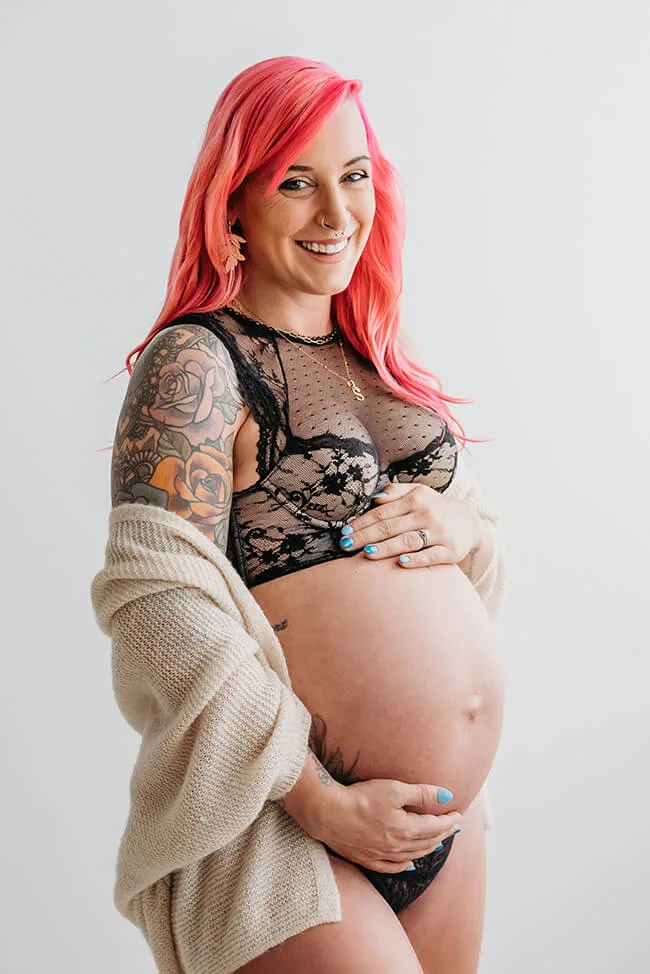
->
<box><xmin>163</xmin><ymin>307</ymin><xmax>459</xmax><ymax>588</ymax></box>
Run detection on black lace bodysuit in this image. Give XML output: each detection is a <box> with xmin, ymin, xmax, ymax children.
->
<box><xmin>161</xmin><ymin>306</ymin><xmax>460</xmax><ymax>910</ymax></box>
<box><xmin>163</xmin><ymin>306</ymin><xmax>459</xmax><ymax>588</ymax></box>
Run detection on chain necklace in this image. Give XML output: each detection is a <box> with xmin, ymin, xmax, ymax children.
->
<box><xmin>227</xmin><ymin>299</ymin><xmax>365</xmax><ymax>402</ymax></box>
<box><xmin>291</xmin><ymin>333</ymin><xmax>366</xmax><ymax>402</ymax></box>
<box><xmin>225</xmin><ymin>301</ymin><xmax>336</xmax><ymax>345</ymax></box>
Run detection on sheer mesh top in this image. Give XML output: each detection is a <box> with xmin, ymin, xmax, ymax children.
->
<box><xmin>163</xmin><ymin>307</ymin><xmax>459</xmax><ymax>588</ymax></box>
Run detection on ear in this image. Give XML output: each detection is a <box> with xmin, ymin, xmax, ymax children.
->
<box><xmin>227</xmin><ymin>186</ymin><xmax>245</xmax><ymax>229</ymax></box>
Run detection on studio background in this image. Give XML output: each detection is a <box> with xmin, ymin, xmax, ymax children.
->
<box><xmin>2</xmin><ymin>1</ymin><xmax>648</xmax><ymax>971</ymax></box>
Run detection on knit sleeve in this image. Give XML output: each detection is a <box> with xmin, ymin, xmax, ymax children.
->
<box><xmin>444</xmin><ymin>450</ymin><xmax>508</xmax><ymax>623</ymax></box>
<box><xmin>108</xmin><ymin>585</ymin><xmax>313</xmax><ymax>903</ymax></box>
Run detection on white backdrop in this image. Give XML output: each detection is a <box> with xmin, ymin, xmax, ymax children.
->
<box><xmin>2</xmin><ymin>1</ymin><xmax>649</xmax><ymax>971</ymax></box>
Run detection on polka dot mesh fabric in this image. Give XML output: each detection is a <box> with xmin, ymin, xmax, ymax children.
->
<box><xmin>164</xmin><ymin>307</ymin><xmax>459</xmax><ymax>588</ymax></box>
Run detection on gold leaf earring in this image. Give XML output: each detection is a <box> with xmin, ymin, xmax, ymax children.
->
<box><xmin>223</xmin><ymin>219</ymin><xmax>247</xmax><ymax>273</ymax></box>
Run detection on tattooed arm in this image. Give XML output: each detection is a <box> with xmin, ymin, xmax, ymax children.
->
<box><xmin>111</xmin><ymin>323</ymin><xmax>248</xmax><ymax>553</ymax></box>
<box><xmin>111</xmin><ymin>323</ymin><xmax>352</xmax><ymax>830</ymax></box>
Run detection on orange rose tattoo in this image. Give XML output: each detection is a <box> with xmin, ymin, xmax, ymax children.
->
<box><xmin>111</xmin><ymin>322</ymin><xmax>246</xmax><ymax>552</ymax></box>
<box><xmin>149</xmin><ymin>445</ymin><xmax>232</xmax><ymax>527</ymax></box>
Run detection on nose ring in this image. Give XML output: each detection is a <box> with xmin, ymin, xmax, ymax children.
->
<box><xmin>321</xmin><ymin>216</ymin><xmax>346</xmax><ymax>238</ymax></box>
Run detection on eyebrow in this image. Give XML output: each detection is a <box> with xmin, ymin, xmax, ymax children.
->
<box><xmin>286</xmin><ymin>155</ymin><xmax>371</xmax><ymax>172</ymax></box>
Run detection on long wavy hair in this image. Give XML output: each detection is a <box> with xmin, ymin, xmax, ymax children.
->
<box><xmin>120</xmin><ymin>55</ymin><xmax>487</xmax><ymax>449</ymax></box>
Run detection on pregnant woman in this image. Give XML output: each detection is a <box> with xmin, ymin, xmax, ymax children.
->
<box><xmin>108</xmin><ymin>57</ymin><xmax>507</xmax><ymax>974</ymax></box>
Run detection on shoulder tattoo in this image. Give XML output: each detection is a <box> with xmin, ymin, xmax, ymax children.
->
<box><xmin>111</xmin><ymin>324</ymin><xmax>246</xmax><ymax>551</ymax></box>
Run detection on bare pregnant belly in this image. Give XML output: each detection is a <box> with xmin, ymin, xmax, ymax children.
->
<box><xmin>250</xmin><ymin>553</ymin><xmax>505</xmax><ymax>815</ymax></box>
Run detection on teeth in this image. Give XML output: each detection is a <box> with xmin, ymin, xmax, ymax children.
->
<box><xmin>298</xmin><ymin>238</ymin><xmax>349</xmax><ymax>254</ymax></box>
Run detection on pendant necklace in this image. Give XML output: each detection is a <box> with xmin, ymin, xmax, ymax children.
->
<box><xmin>227</xmin><ymin>299</ymin><xmax>365</xmax><ymax>402</ymax></box>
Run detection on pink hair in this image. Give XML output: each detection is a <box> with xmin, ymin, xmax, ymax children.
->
<box><xmin>120</xmin><ymin>55</ymin><xmax>489</xmax><ymax>449</ymax></box>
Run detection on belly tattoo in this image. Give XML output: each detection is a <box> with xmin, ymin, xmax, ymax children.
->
<box><xmin>309</xmin><ymin>714</ymin><xmax>364</xmax><ymax>786</ymax></box>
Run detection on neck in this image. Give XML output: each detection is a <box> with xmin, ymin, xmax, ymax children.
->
<box><xmin>232</xmin><ymin>285</ymin><xmax>334</xmax><ymax>337</ymax></box>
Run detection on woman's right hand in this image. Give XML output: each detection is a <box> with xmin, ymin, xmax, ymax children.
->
<box><xmin>315</xmin><ymin>777</ymin><xmax>463</xmax><ymax>873</ymax></box>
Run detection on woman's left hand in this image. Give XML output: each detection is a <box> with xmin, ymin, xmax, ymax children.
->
<box><xmin>339</xmin><ymin>481</ymin><xmax>481</xmax><ymax>567</ymax></box>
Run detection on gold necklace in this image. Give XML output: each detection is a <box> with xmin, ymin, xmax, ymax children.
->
<box><xmin>291</xmin><ymin>335</ymin><xmax>366</xmax><ymax>402</ymax></box>
<box><xmin>226</xmin><ymin>300</ymin><xmax>337</xmax><ymax>345</ymax></box>
<box><xmin>228</xmin><ymin>299</ymin><xmax>365</xmax><ymax>401</ymax></box>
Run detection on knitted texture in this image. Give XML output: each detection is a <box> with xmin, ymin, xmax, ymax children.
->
<box><xmin>444</xmin><ymin>451</ymin><xmax>509</xmax><ymax>624</ymax></box>
<box><xmin>89</xmin><ymin>451</ymin><xmax>506</xmax><ymax>973</ymax></box>
<box><xmin>90</xmin><ymin>503</ymin><xmax>342</xmax><ymax>974</ymax></box>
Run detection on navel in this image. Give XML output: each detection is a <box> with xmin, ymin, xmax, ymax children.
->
<box><xmin>465</xmin><ymin>692</ymin><xmax>483</xmax><ymax>720</ymax></box>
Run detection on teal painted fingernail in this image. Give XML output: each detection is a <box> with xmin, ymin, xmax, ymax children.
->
<box><xmin>434</xmin><ymin>843</ymin><xmax>444</xmax><ymax>851</ymax></box>
<box><xmin>372</xmin><ymin>492</ymin><xmax>387</xmax><ymax>498</ymax></box>
<box><xmin>341</xmin><ymin>525</ymin><xmax>353</xmax><ymax>535</ymax></box>
<box><xmin>340</xmin><ymin>537</ymin><xmax>354</xmax><ymax>549</ymax></box>
<box><xmin>364</xmin><ymin>544</ymin><xmax>377</xmax><ymax>553</ymax></box>
<box><xmin>405</xmin><ymin>865</ymin><xmax>416</xmax><ymax>871</ymax></box>
<box><xmin>399</xmin><ymin>554</ymin><xmax>410</xmax><ymax>564</ymax></box>
<box><xmin>437</xmin><ymin>788</ymin><xmax>453</xmax><ymax>803</ymax></box>
<box><xmin>453</xmin><ymin>827</ymin><xmax>461</xmax><ymax>835</ymax></box>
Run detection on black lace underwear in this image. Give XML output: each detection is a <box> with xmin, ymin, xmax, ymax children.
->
<box><xmin>162</xmin><ymin>307</ymin><xmax>459</xmax><ymax>588</ymax></box>
<box><xmin>325</xmin><ymin>835</ymin><xmax>456</xmax><ymax>913</ymax></box>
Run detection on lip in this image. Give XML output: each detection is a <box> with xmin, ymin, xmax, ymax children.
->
<box><xmin>295</xmin><ymin>235</ymin><xmax>353</xmax><ymax>263</ymax></box>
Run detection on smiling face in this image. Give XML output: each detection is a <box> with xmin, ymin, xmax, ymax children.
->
<box><xmin>228</xmin><ymin>98</ymin><xmax>376</xmax><ymax>303</ymax></box>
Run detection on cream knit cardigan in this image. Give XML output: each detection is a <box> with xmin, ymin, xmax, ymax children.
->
<box><xmin>90</xmin><ymin>451</ymin><xmax>507</xmax><ymax>974</ymax></box>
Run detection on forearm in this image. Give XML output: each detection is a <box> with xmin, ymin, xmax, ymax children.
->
<box><xmin>278</xmin><ymin>746</ymin><xmax>346</xmax><ymax>840</ymax></box>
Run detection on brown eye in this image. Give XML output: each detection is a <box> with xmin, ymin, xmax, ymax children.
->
<box><xmin>280</xmin><ymin>178</ymin><xmax>310</xmax><ymax>191</ymax></box>
<box><xmin>280</xmin><ymin>172</ymin><xmax>369</xmax><ymax>192</ymax></box>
